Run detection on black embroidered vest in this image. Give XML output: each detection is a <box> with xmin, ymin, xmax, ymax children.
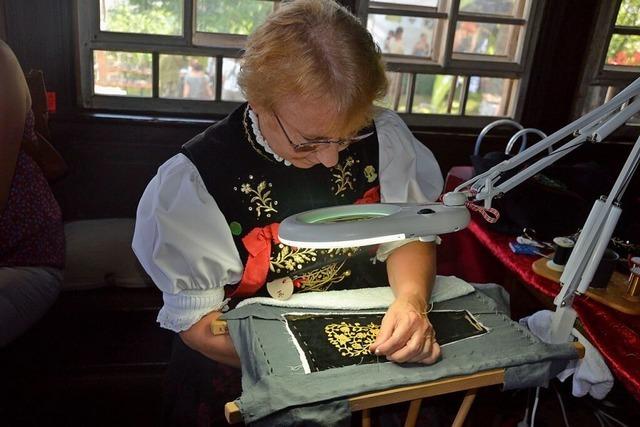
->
<box><xmin>181</xmin><ymin>104</ymin><xmax>388</xmax><ymax>298</ymax></box>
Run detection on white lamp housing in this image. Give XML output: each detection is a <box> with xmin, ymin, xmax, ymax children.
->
<box><xmin>278</xmin><ymin>203</ymin><xmax>470</xmax><ymax>249</ymax></box>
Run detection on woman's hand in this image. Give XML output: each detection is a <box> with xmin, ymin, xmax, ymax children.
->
<box><xmin>369</xmin><ymin>294</ymin><xmax>440</xmax><ymax>364</ymax></box>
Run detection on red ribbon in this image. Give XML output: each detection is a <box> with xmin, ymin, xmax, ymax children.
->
<box><xmin>227</xmin><ymin>223</ymin><xmax>280</xmax><ymax>298</ymax></box>
<box><xmin>355</xmin><ymin>185</ymin><xmax>380</xmax><ymax>204</ymax></box>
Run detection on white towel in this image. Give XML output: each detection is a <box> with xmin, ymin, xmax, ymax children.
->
<box><xmin>520</xmin><ymin>310</ymin><xmax>614</xmax><ymax>399</ymax></box>
<box><xmin>236</xmin><ymin>275</ymin><xmax>475</xmax><ymax>310</ymax></box>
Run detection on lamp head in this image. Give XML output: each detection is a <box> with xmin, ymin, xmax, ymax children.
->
<box><xmin>278</xmin><ymin>202</ymin><xmax>470</xmax><ymax>249</ymax></box>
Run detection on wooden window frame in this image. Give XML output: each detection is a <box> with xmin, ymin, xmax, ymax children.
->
<box><xmin>574</xmin><ymin>0</ymin><xmax>640</xmax><ymax>130</ymax></box>
<box><xmin>357</xmin><ymin>0</ymin><xmax>544</xmax><ymax>128</ymax></box>
<box><xmin>76</xmin><ymin>0</ymin><xmax>544</xmax><ymax>128</ymax></box>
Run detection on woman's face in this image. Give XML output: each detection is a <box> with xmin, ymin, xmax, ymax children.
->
<box><xmin>251</xmin><ymin>97</ymin><xmax>353</xmax><ymax>169</ymax></box>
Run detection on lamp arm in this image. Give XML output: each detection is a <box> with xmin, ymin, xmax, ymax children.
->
<box><xmin>450</xmin><ymin>77</ymin><xmax>640</xmax><ymax>206</ymax></box>
<box><xmin>550</xmin><ymin>134</ymin><xmax>640</xmax><ymax>343</ymax></box>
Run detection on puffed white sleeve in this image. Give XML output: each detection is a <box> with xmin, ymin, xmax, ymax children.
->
<box><xmin>376</xmin><ymin>108</ymin><xmax>443</xmax><ymax>203</ymax></box>
<box><xmin>375</xmin><ymin>108</ymin><xmax>444</xmax><ymax>260</ymax></box>
<box><xmin>132</xmin><ymin>153</ymin><xmax>243</xmax><ymax>332</ymax></box>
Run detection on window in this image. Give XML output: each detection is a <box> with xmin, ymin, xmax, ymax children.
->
<box><xmin>576</xmin><ymin>0</ymin><xmax>640</xmax><ymax>126</ymax></box>
<box><xmin>358</xmin><ymin>0</ymin><xmax>543</xmax><ymax>127</ymax></box>
<box><xmin>77</xmin><ymin>0</ymin><xmax>277</xmax><ymax>115</ymax></box>
<box><xmin>77</xmin><ymin>0</ymin><xmax>543</xmax><ymax>126</ymax></box>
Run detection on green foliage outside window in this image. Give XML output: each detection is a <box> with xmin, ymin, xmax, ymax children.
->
<box><xmin>615</xmin><ymin>0</ymin><xmax>640</xmax><ymax>27</ymax></box>
<box><xmin>101</xmin><ymin>0</ymin><xmax>183</xmax><ymax>35</ymax></box>
<box><xmin>607</xmin><ymin>0</ymin><xmax>640</xmax><ymax>66</ymax></box>
<box><xmin>196</xmin><ymin>0</ymin><xmax>274</xmax><ymax>35</ymax></box>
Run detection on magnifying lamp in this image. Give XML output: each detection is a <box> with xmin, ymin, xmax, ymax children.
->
<box><xmin>279</xmin><ymin>202</ymin><xmax>470</xmax><ymax>249</ymax></box>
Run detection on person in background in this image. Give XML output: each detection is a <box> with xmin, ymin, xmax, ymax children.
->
<box><xmin>383</xmin><ymin>29</ymin><xmax>395</xmax><ymax>52</ymax></box>
<box><xmin>0</xmin><ymin>40</ymin><xmax>65</xmax><ymax>346</ymax></box>
<box><xmin>413</xmin><ymin>32</ymin><xmax>430</xmax><ymax>56</ymax></box>
<box><xmin>389</xmin><ymin>26</ymin><xmax>405</xmax><ymax>54</ymax></box>
<box><xmin>133</xmin><ymin>0</ymin><xmax>443</xmax><ymax>424</ymax></box>
<box><xmin>182</xmin><ymin>60</ymin><xmax>214</xmax><ymax>100</ymax></box>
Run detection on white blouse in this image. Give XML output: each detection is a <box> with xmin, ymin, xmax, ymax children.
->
<box><xmin>132</xmin><ymin>108</ymin><xmax>443</xmax><ymax>332</ymax></box>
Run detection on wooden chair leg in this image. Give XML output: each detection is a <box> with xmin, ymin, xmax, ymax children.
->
<box><xmin>452</xmin><ymin>388</ymin><xmax>478</xmax><ymax>427</ymax></box>
<box><xmin>404</xmin><ymin>398</ymin><xmax>423</xmax><ymax>427</ymax></box>
<box><xmin>362</xmin><ymin>408</ymin><xmax>372</xmax><ymax>427</ymax></box>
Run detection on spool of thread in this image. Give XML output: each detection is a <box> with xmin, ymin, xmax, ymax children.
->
<box><xmin>547</xmin><ymin>237</ymin><xmax>575</xmax><ymax>272</ymax></box>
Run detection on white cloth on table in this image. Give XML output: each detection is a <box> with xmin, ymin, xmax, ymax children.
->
<box><xmin>520</xmin><ymin>309</ymin><xmax>614</xmax><ymax>399</ymax></box>
<box><xmin>236</xmin><ymin>275</ymin><xmax>475</xmax><ymax>310</ymax></box>
<box><xmin>132</xmin><ymin>108</ymin><xmax>443</xmax><ymax>332</ymax></box>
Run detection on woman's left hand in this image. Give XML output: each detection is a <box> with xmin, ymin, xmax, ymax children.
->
<box><xmin>369</xmin><ymin>294</ymin><xmax>440</xmax><ymax>364</ymax></box>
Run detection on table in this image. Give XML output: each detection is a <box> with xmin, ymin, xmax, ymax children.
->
<box><xmin>446</xmin><ymin>216</ymin><xmax>640</xmax><ymax>402</ymax></box>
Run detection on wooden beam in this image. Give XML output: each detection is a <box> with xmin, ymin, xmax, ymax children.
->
<box><xmin>348</xmin><ymin>368</ymin><xmax>504</xmax><ymax>412</ymax></box>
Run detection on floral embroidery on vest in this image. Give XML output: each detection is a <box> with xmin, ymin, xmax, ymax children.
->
<box><xmin>363</xmin><ymin>165</ymin><xmax>377</xmax><ymax>183</ymax></box>
<box><xmin>270</xmin><ymin>244</ymin><xmax>317</xmax><ymax>273</ymax></box>
<box><xmin>269</xmin><ymin>245</ymin><xmax>362</xmax><ymax>292</ymax></box>
<box><xmin>298</xmin><ymin>261</ymin><xmax>352</xmax><ymax>292</ymax></box>
<box><xmin>331</xmin><ymin>156</ymin><xmax>357</xmax><ymax>196</ymax></box>
<box><xmin>235</xmin><ymin>176</ymin><xmax>278</xmax><ymax>218</ymax></box>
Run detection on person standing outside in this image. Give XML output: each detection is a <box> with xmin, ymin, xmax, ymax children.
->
<box><xmin>182</xmin><ymin>60</ymin><xmax>214</xmax><ymax>100</ymax></box>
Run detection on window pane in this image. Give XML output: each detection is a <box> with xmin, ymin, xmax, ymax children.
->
<box><xmin>616</xmin><ymin>0</ymin><xmax>640</xmax><ymax>27</ymax></box>
<box><xmin>580</xmin><ymin>85</ymin><xmax>640</xmax><ymax>122</ymax></box>
<box><xmin>376</xmin><ymin>72</ymin><xmax>411</xmax><ymax>112</ymax></box>
<box><xmin>196</xmin><ymin>0</ymin><xmax>274</xmax><ymax>35</ymax></box>
<box><xmin>367</xmin><ymin>14</ymin><xmax>438</xmax><ymax>57</ymax></box>
<box><xmin>459</xmin><ymin>0</ymin><xmax>517</xmax><ymax>17</ymax></box>
<box><xmin>465</xmin><ymin>76</ymin><xmax>513</xmax><ymax>116</ymax></box>
<box><xmin>453</xmin><ymin>21</ymin><xmax>519</xmax><ymax>57</ymax></box>
<box><xmin>93</xmin><ymin>50</ymin><xmax>152</xmax><ymax>97</ymax></box>
<box><xmin>371</xmin><ymin>0</ymin><xmax>438</xmax><ymax>7</ymax></box>
<box><xmin>99</xmin><ymin>0</ymin><xmax>183</xmax><ymax>36</ymax></box>
<box><xmin>221</xmin><ymin>58</ymin><xmax>245</xmax><ymax>101</ymax></box>
<box><xmin>160</xmin><ymin>55</ymin><xmax>215</xmax><ymax>100</ymax></box>
<box><xmin>606</xmin><ymin>34</ymin><xmax>640</xmax><ymax>67</ymax></box>
<box><xmin>412</xmin><ymin>74</ymin><xmax>463</xmax><ymax>114</ymax></box>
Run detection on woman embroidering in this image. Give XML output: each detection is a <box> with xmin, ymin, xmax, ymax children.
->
<box><xmin>132</xmin><ymin>0</ymin><xmax>444</xmax><ymax>423</ymax></box>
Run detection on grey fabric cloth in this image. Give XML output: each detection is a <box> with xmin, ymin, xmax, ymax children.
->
<box><xmin>0</xmin><ymin>266</ymin><xmax>63</xmax><ymax>346</ymax></box>
<box><xmin>249</xmin><ymin>400</ymin><xmax>351</xmax><ymax>427</ymax></box>
<box><xmin>224</xmin><ymin>287</ymin><xmax>580</xmax><ymax>425</ymax></box>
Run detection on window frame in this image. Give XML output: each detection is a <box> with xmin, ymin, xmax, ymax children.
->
<box><xmin>357</xmin><ymin>0</ymin><xmax>545</xmax><ymax>128</ymax></box>
<box><xmin>76</xmin><ymin>0</ymin><xmax>545</xmax><ymax>128</ymax></box>
<box><xmin>574</xmin><ymin>0</ymin><xmax>640</xmax><ymax>125</ymax></box>
<box><xmin>76</xmin><ymin>0</ymin><xmax>253</xmax><ymax>115</ymax></box>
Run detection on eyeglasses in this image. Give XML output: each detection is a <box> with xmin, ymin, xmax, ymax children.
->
<box><xmin>273</xmin><ymin>112</ymin><xmax>373</xmax><ymax>153</ymax></box>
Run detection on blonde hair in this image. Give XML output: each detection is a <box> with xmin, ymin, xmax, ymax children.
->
<box><xmin>238</xmin><ymin>0</ymin><xmax>388</xmax><ymax>137</ymax></box>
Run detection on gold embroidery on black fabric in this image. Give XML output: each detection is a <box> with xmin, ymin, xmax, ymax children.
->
<box><xmin>325</xmin><ymin>321</ymin><xmax>380</xmax><ymax>357</ymax></box>
<box><xmin>239</xmin><ymin>180</ymin><xmax>278</xmax><ymax>218</ymax></box>
<box><xmin>363</xmin><ymin>165</ymin><xmax>377</xmax><ymax>183</ymax></box>
<box><xmin>270</xmin><ymin>244</ymin><xmax>317</xmax><ymax>273</ymax></box>
<box><xmin>331</xmin><ymin>156</ymin><xmax>355</xmax><ymax>196</ymax></box>
<box><xmin>299</xmin><ymin>260</ymin><xmax>351</xmax><ymax>292</ymax></box>
<box><xmin>327</xmin><ymin>247</ymin><xmax>358</xmax><ymax>257</ymax></box>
